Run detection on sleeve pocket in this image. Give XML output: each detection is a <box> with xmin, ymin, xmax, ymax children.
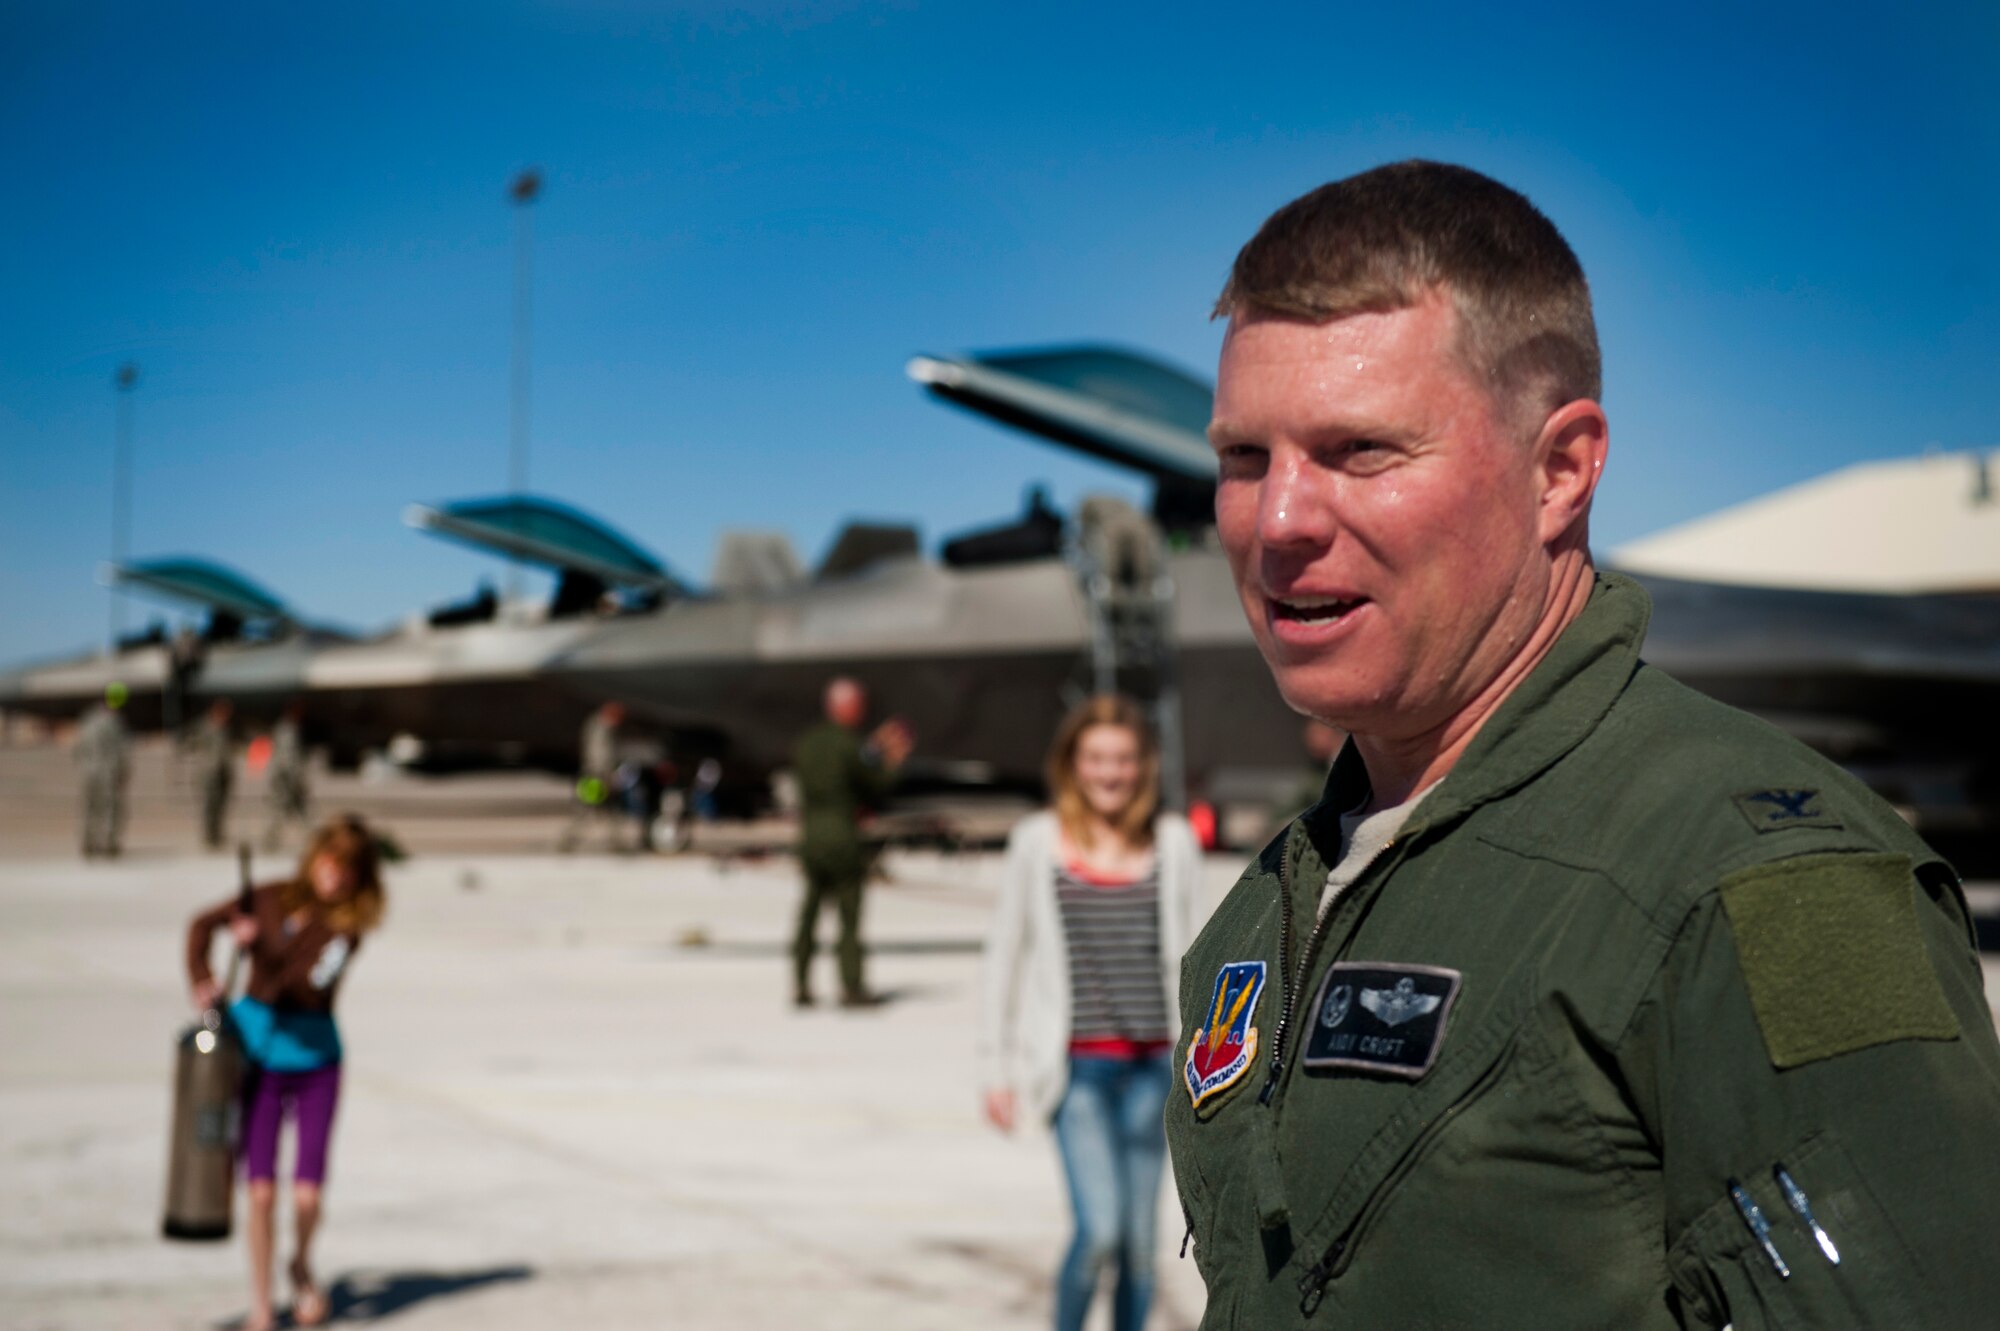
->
<box><xmin>1665</xmin><ymin>1130</ymin><xmax>1928</xmax><ymax>1330</ymax></box>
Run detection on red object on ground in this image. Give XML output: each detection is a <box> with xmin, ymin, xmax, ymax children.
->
<box><xmin>1188</xmin><ymin>800</ymin><xmax>1218</xmax><ymax>850</ymax></box>
<box><xmin>245</xmin><ymin>736</ymin><xmax>272</xmax><ymax>775</ymax></box>
<box><xmin>1068</xmin><ymin>1037</ymin><xmax>1174</xmax><ymax>1059</ymax></box>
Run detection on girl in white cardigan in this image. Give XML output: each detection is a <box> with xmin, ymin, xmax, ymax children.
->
<box><xmin>978</xmin><ymin>695</ymin><xmax>1200</xmax><ymax>1331</ymax></box>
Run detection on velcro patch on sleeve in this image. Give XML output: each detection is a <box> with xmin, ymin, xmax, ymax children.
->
<box><xmin>1719</xmin><ymin>852</ymin><xmax>1959</xmax><ymax>1070</ymax></box>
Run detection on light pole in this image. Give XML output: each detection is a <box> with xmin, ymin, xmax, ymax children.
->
<box><xmin>110</xmin><ymin>362</ymin><xmax>139</xmax><ymax>649</ymax></box>
<box><xmin>507</xmin><ymin>168</ymin><xmax>541</xmax><ymax>606</ymax></box>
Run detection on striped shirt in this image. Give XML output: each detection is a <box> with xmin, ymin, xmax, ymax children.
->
<box><xmin>1056</xmin><ymin>860</ymin><xmax>1171</xmax><ymax>1044</ymax></box>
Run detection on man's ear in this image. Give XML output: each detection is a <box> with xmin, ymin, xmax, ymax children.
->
<box><xmin>1533</xmin><ymin>399</ymin><xmax>1608</xmax><ymax>548</ymax></box>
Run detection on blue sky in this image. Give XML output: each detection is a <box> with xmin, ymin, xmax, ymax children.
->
<box><xmin>3</xmin><ymin>1</ymin><xmax>1995</xmax><ymax>665</ymax></box>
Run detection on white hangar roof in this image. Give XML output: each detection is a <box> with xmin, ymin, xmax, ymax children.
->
<box><xmin>1612</xmin><ymin>450</ymin><xmax>2000</xmax><ymax>595</ymax></box>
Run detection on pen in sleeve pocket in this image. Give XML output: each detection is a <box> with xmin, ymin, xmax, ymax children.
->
<box><xmin>1728</xmin><ymin>1178</ymin><xmax>1791</xmax><ymax>1279</ymax></box>
<box><xmin>1774</xmin><ymin>1165</ymin><xmax>1840</xmax><ymax>1266</ymax></box>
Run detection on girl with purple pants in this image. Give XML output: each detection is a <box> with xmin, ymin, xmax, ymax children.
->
<box><xmin>188</xmin><ymin>814</ymin><xmax>386</xmax><ymax>1331</ymax></box>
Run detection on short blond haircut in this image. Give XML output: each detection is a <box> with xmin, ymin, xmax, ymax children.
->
<box><xmin>1045</xmin><ymin>695</ymin><xmax>1159</xmax><ymax>851</ymax></box>
<box><xmin>1215</xmin><ymin>160</ymin><xmax>1600</xmax><ymax>434</ymax></box>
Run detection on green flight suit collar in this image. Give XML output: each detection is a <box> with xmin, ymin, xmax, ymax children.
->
<box><xmin>1248</xmin><ymin>570</ymin><xmax>1650</xmax><ymax>1239</ymax></box>
<box><xmin>1300</xmin><ymin>569</ymin><xmax>1649</xmax><ymax>871</ymax></box>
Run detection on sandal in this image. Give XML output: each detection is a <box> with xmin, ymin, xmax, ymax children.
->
<box><xmin>289</xmin><ymin>1256</ymin><xmax>329</xmax><ymax>1327</ymax></box>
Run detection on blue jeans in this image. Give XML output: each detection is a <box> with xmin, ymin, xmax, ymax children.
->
<box><xmin>1051</xmin><ymin>1051</ymin><xmax>1172</xmax><ymax>1331</ymax></box>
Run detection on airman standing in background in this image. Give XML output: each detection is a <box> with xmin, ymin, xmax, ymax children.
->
<box><xmin>262</xmin><ymin>701</ymin><xmax>310</xmax><ymax>851</ymax></box>
<box><xmin>77</xmin><ymin>683</ymin><xmax>132</xmax><ymax>859</ymax></box>
<box><xmin>792</xmin><ymin>678</ymin><xmax>911</xmax><ymax>1008</ymax></box>
<box><xmin>188</xmin><ymin>699</ymin><xmax>237</xmax><ymax>850</ymax></box>
<box><xmin>559</xmin><ymin>701</ymin><xmax>626</xmax><ymax>852</ymax></box>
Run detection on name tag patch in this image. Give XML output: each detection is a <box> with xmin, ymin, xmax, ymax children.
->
<box><xmin>1184</xmin><ymin>960</ymin><xmax>1267</xmax><ymax>1108</ymax></box>
<box><xmin>1303</xmin><ymin>962</ymin><xmax>1462</xmax><ymax>1079</ymax></box>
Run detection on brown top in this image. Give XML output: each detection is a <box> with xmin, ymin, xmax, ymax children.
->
<box><xmin>185</xmin><ymin>881</ymin><xmax>361</xmax><ymax>1013</ymax></box>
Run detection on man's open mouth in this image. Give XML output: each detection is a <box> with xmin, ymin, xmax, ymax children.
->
<box><xmin>1270</xmin><ymin>594</ymin><xmax>1366</xmax><ymax>624</ymax></box>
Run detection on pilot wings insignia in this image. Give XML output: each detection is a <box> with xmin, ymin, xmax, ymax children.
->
<box><xmin>1305</xmin><ymin>961</ymin><xmax>1463</xmax><ymax>1078</ymax></box>
<box><xmin>1360</xmin><ymin>976</ymin><xmax>1442</xmax><ymax>1028</ymax></box>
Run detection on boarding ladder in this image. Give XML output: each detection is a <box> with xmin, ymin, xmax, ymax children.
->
<box><xmin>1065</xmin><ymin>497</ymin><xmax>1188</xmax><ymax>811</ymax></box>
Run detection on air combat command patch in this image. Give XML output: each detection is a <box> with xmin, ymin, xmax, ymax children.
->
<box><xmin>1185</xmin><ymin>961</ymin><xmax>1267</xmax><ymax>1108</ymax></box>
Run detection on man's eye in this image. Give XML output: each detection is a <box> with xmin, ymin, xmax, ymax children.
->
<box><xmin>1335</xmin><ymin>439</ymin><xmax>1394</xmax><ymax>467</ymax></box>
<box><xmin>1217</xmin><ymin>444</ymin><xmax>1266</xmax><ymax>475</ymax></box>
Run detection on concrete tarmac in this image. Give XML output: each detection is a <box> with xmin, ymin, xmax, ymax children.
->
<box><xmin>4</xmin><ymin>734</ymin><xmax>1998</xmax><ymax>1330</ymax></box>
<box><xmin>0</xmin><ymin>843</ymin><xmax>1238</xmax><ymax>1331</ymax></box>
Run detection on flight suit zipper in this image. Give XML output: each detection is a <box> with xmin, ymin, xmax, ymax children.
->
<box><xmin>1258</xmin><ymin>846</ymin><xmax>1305</xmax><ymax>1106</ymax></box>
<box><xmin>1256</xmin><ymin>839</ymin><xmax>1320</xmax><ymax>1111</ymax></box>
<box><xmin>1258</xmin><ymin>827</ymin><xmax>1403</xmax><ymax>1106</ymax></box>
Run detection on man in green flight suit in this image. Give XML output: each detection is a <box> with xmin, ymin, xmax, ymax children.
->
<box><xmin>187</xmin><ymin>698</ymin><xmax>236</xmax><ymax>850</ymax></box>
<box><xmin>1169</xmin><ymin>161</ymin><xmax>2000</xmax><ymax>1328</ymax></box>
<box><xmin>76</xmin><ymin>683</ymin><xmax>132</xmax><ymax>858</ymax></box>
<box><xmin>261</xmin><ymin>700</ymin><xmax>311</xmax><ymax>851</ymax></box>
<box><xmin>560</xmin><ymin>701</ymin><xmax>627</xmax><ymax>853</ymax></box>
<box><xmin>792</xmin><ymin>677</ymin><xmax>911</xmax><ymax>1008</ymax></box>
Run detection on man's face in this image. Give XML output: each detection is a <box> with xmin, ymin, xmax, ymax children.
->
<box><xmin>1209</xmin><ymin>296</ymin><xmax>1555</xmax><ymax>742</ymax></box>
<box><xmin>828</xmin><ymin>683</ymin><xmax>867</xmax><ymax>729</ymax></box>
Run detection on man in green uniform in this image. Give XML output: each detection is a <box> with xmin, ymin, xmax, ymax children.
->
<box><xmin>76</xmin><ymin>683</ymin><xmax>132</xmax><ymax>858</ymax></box>
<box><xmin>1169</xmin><ymin>161</ymin><xmax>2000</xmax><ymax>1328</ymax></box>
<box><xmin>261</xmin><ymin>700</ymin><xmax>310</xmax><ymax>851</ymax></box>
<box><xmin>188</xmin><ymin>698</ymin><xmax>236</xmax><ymax>850</ymax></box>
<box><xmin>560</xmin><ymin>701</ymin><xmax>626</xmax><ymax>853</ymax></box>
<box><xmin>792</xmin><ymin>678</ymin><xmax>911</xmax><ymax>1008</ymax></box>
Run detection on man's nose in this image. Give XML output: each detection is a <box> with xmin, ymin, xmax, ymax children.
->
<box><xmin>1257</xmin><ymin>452</ymin><xmax>1336</xmax><ymax>550</ymax></box>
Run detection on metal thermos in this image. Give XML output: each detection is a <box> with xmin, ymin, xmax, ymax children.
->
<box><xmin>161</xmin><ymin>847</ymin><xmax>254</xmax><ymax>1241</ymax></box>
<box><xmin>161</xmin><ymin>1006</ymin><xmax>247</xmax><ymax>1239</ymax></box>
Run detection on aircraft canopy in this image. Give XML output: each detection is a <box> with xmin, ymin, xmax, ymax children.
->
<box><xmin>112</xmin><ymin>558</ymin><xmax>290</xmax><ymax>622</ymax></box>
<box><xmin>907</xmin><ymin>345</ymin><xmax>1218</xmax><ymax>484</ymax></box>
<box><xmin>406</xmin><ymin>496</ymin><xmax>682</xmax><ymax>592</ymax></box>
